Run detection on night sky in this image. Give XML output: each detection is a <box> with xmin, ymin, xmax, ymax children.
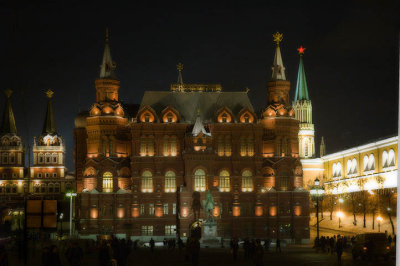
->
<box><xmin>1</xmin><ymin>0</ymin><xmax>399</xmax><ymax>170</ymax></box>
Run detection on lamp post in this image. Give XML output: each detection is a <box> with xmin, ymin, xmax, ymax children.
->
<box><xmin>377</xmin><ymin>216</ymin><xmax>383</xmax><ymax>232</ymax></box>
<box><xmin>310</xmin><ymin>178</ymin><xmax>324</xmax><ymax>241</ymax></box>
<box><xmin>59</xmin><ymin>213</ymin><xmax>64</xmax><ymax>237</ymax></box>
<box><xmin>337</xmin><ymin>211</ymin><xmax>344</xmax><ymax>228</ymax></box>
<box><xmin>66</xmin><ymin>192</ymin><xmax>77</xmax><ymax>237</ymax></box>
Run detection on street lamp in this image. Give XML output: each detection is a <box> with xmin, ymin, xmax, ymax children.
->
<box><xmin>310</xmin><ymin>178</ymin><xmax>324</xmax><ymax>241</ymax></box>
<box><xmin>59</xmin><ymin>213</ymin><xmax>64</xmax><ymax>237</ymax></box>
<box><xmin>337</xmin><ymin>211</ymin><xmax>344</xmax><ymax>228</ymax></box>
<box><xmin>377</xmin><ymin>216</ymin><xmax>383</xmax><ymax>232</ymax></box>
<box><xmin>66</xmin><ymin>192</ymin><xmax>77</xmax><ymax>237</ymax></box>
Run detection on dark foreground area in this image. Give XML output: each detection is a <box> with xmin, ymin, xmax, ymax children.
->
<box><xmin>1</xmin><ymin>239</ymin><xmax>395</xmax><ymax>266</ymax></box>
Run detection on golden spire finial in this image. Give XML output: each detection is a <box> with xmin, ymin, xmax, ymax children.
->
<box><xmin>245</xmin><ymin>87</ymin><xmax>250</xmax><ymax>93</ymax></box>
<box><xmin>46</xmin><ymin>89</ymin><xmax>54</xmax><ymax>98</ymax></box>
<box><xmin>273</xmin><ymin>32</ymin><xmax>283</xmax><ymax>46</ymax></box>
<box><xmin>4</xmin><ymin>89</ymin><xmax>12</xmax><ymax>98</ymax></box>
<box><xmin>105</xmin><ymin>27</ymin><xmax>109</xmax><ymax>43</ymax></box>
<box><xmin>177</xmin><ymin>62</ymin><xmax>183</xmax><ymax>71</ymax></box>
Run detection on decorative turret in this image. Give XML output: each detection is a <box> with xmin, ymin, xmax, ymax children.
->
<box><xmin>293</xmin><ymin>46</ymin><xmax>315</xmax><ymax>158</ymax></box>
<box><xmin>192</xmin><ymin>109</ymin><xmax>211</xmax><ymax>137</ymax></box>
<box><xmin>320</xmin><ymin>137</ymin><xmax>325</xmax><ymax>157</ymax></box>
<box><xmin>1</xmin><ymin>89</ymin><xmax>17</xmax><ymax>135</ymax></box>
<box><xmin>42</xmin><ymin>89</ymin><xmax>56</xmax><ymax>135</ymax></box>
<box><xmin>99</xmin><ymin>28</ymin><xmax>117</xmax><ymax>79</ymax></box>
<box><xmin>177</xmin><ymin>63</ymin><xmax>183</xmax><ymax>86</ymax></box>
<box><xmin>271</xmin><ymin>32</ymin><xmax>286</xmax><ymax>81</ymax></box>
<box><xmin>95</xmin><ymin>28</ymin><xmax>121</xmax><ymax>103</ymax></box>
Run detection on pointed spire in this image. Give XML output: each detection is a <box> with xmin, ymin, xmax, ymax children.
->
<box><xmin>177</xmin><ymin>63</ymin><xmax>184</xmax><ymax>85</ymax></box>
<box><xmin>192</xmin><ymin>109</ymin><xmax>211</xmax><ymax>137</ymax></box>
<box><xmin>320</xmin><ymin>136</ymin><xmax>325</xmax><ymax>157</ymax></box>
<box><xmin>271</xmin><ymin>32</ymin><xmax>286</xmax><ymax>81</ymax></box>
<box><xmin>1</xmin><ymin>89</ymin><xmax>17</xmax><ymax>135</ymax></box>
<box><xmin>42</xmin><ymin>89</ymin><xmax>56</xmax><ymax>135</ymax></box>
<box><xmin>99</xmin><ymin>27</ymin><xmax>117</xmax><ymax>79</ymax></box>
<box><xmin>294</xmin><ymin>46</ymin><xmax>310</xmax><ymax>101</ymax></box>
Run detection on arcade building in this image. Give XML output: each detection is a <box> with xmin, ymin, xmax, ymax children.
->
<box><xmin>74</xmin><ymin>31</ymin><xmax>310</xmax><ymax>242</ymax></box>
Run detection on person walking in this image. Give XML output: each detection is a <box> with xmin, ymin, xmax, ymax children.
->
<box><xmin>336</xmin><ymin>237</ymin><xmax>343</xmax><ymax>265</ymax></box>
<box><xmin>232</xmin><ymin>238</ymin><xmax>239</xmax><ymax>261</ymax></box>
<box><xmin>253</xmin><ymin>239</ymin><xmax>264</xmax><ymax>266</ymax></box>
<box><xmin>149</xmin><ymin>238</ymin><xmax>155</xmax><ymax>253</ymax></box>
<box><xmin>276</xmin><ymin>238</ymin><xmax>281</xmax><ymax>253</ymax></box>
<box><xmin>66</xmin><ymin>241</ymin><xmax>84</xmax><ymax>266</ymax></box>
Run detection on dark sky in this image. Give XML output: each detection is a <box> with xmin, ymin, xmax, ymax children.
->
<box><xmin>1</xmin><ymin>0</ymin><xmax>399</xmax><ymax>170</ymax></box>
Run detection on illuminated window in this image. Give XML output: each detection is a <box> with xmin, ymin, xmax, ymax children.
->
<box><xmin>52</xmin><ymin>154</ymin><xmax>57</xmax><ymax>163</ymax></box>
<box><xmin>165</xmin><ymin>171</ymin><xmax>176</xmax><ymax>192</ymax></box>
<box><xmin>53</xmin><ymin>173</ymin><xmax>57</xmax><ymax>178</ymax></box>
<box><xmin>277</xmin><ymin>139</ymin><xmax>282</xmax><ymax>156</ymax></box>
<box><xmin>247</xmin><ymin>137</ymin><xmax>254</xmax><ymax>156</ymax></box>
<box><xmin>163</xmin><ymin>203</ymin><xmax>169</xmax><ymax>215</ymax></box>
<box><xmin>140</xmin><ymin>204</ymin><xmax>145</xmax><ymax>215</ymax></box>
<box><xmin>38</xmin><ymin>173</ymin><xmax>42</xmax><ymax>178</ymax></box>
<box><xmin>194</xmin><ymin>169</ymin><xmax>206</xmax><ymax>192</ymax></box>
<box><xmin>167</xmin><ymin>113</ymin><xmax>173</xmax><ymax>123</ymax></box>
<box><xmin>225</xmin><ymin>136</ymin><xmax>231</xmax><ymax>156</ymax></box>
<box><xmin>280</xmin><ymin>176</ymin><xmax>289</xmax><ymax>191</ymax></box>
<box><xmin>222</xmin><ymin>113</ymin><xmax>228</xmax><ymax>123</ymax></box>
<box><xmin>45</xmin><ymin>173</ymin><xmax>49</xmax><ymax>178</ymax></box>
<box><xmin>219</xmin><ymin>170</ymin><xmax>230</xmax><ymax>192</ymax></box>
<box><xmin>218</xmin><ymin>136</ymin><xmax>224</xmax><ymax>156</ymax></box>
<box><xmin>102</xmin><ymin>172</ymin><xmax>113</xmax><ymax>193</ymax></box>
<box><xmin>165</xmin><ymin>225</ymin><xmax>176</xmax><ymax>236</ymax></box>
<box><xmin>388</xmin><ymin>149</ymin><xmax>395</xmax><ymax>167</ymax></box>
<box><xmin>244</xmin><ymin>114</ymin><xmax>250</xmax><ymax>123</ymax></box>
<box><xmin>149</xmin><ymin>204</ymin><xmax>155</xmax><ymax>216</ymax></box>
<box><xmin>172</xmin><ymin>203</ymin><xmax>176</xmax><ymax>215</ymax></box>
<box><xmin>304</xmin><ymin>139</ymin><xmax>308</xmax><ymax>157</ymax></box>
<box><xmin>34</xmin><ymin>185</ymin><xmax>40</xmax><ymax>193</ymax></box>
<box><xmin>163</xmin><ymin>136</ymin><xmax>178</xmax><ymax>157</ymax></box>
<box><xmin>144</xmin><ymin>113</ymin><xmax>150</xmax><ymax>122</ymax></box>
<box><xmin>140</xmin><ymin>136</ymin><xmax>155</xmax><ymax>156</ymax></box>
<box><xmin>141</xmin><ymin>225</ymin><xmax>153</xmax><ymax>236</ymax></box>
<box><xmin>141</xmin><ymin>171</ymin><xmax>153</xmax><ymax>192</ymax></box>
<box><xmin>170</xmin><ymin>136</ymin><xmax>177</xmax><ymax>156</ymax></box>
<box><xmin>241</xmin><ymin>170</ymin><xmax>253</xmax><ymax>192</ymax></box>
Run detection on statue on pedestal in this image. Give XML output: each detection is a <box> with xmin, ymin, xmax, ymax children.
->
<box><xmin>202</xmin><ymin>190</ymin><xmax>215</xmax><ymax>221</ymax></box>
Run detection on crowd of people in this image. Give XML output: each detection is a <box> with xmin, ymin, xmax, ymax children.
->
<box><xmin>229</xmin><ymin>238</ymin><xmax>281</xmax><ymax>266</ymax></box>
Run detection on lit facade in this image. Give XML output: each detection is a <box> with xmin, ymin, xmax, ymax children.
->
<box><xmin>74</xmin><ymin>31</ymin><xmax>310</xmax><ymax>241</ymax></box>
<box><xmin>0</xmin><ymin>89</ymin><xmax>73</xmax><ymax>231</ymax></box>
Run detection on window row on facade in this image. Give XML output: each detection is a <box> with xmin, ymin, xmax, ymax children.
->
<box><xmin>138</xmin><ymin>135</ymin><xmax>255</xmax><ymax>157</ymax></box>
<box><xmin>1</xmin><ymin>153</ymin><xmax>22</xmax><ymax>165</ymax></box>
<box><xmin>34</xmin><ymin>153</ymin><xmax>62</xmax><ymax>164</ymax></box>
<box><xmin>100</xmin><ymin>169</ymin><xmax>256</xmax><ymax>193</ymax></box>
<box><xmin>332</xmin><ymin>149</ymin><xmax>396</xmax><ymax>178</ymax></box>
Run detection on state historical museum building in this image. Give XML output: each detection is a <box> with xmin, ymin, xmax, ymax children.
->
<box><xmin>74</xmin><ymin>31</ymin><xmax>310</xmax><ymax>242</ymax></box>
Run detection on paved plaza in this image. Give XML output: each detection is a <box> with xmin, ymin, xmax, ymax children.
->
<box><xmin>4</xmin><ymin>239</ymin><xmax>395</xmax><ymax>266</ymax></box>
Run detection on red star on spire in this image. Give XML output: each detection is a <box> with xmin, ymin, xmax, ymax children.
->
<box><xmin>297</xmin><ymin>46</ymin><xmax>306</xmax><ymax>55</ymax></box>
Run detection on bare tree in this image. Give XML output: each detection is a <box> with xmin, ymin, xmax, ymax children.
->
<box><xmin>357</xmin><ymin>179</ymin><xmax>368</xmax><ymax>228</ymax></box>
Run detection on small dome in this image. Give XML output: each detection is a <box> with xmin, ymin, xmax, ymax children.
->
<box><xmin>74</xmin><ymin>111</ymin><xmax>89</xmax><ymax>128</ymax></box>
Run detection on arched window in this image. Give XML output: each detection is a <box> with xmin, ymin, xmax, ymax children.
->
<box><xmin>48</xmin><ymin>183</ymin><xmax>54</xmax><ymax>193</ymax></box>
<box><xmin>218</xmin><ymin>136</ymin><xmax>224</xmax><ymax>156</ymax></box>
<box><xmin>165</xmin><ymin>171</ymin><xmax>176</xmax><ymax>193</ymax></box>
<box><xmin>55</xmin><ymin>183</ymin><xmax>60</xmax><ymax>193</ymax></box>
<box><xmin>240</xmin><ymin>136</ymin><xmax>246</xmax><ymax>156</ymax></box>
<box><xmin>244</xmin><ymin>113</ymin><xmax>250</xmax><ymax>123</ymax></box>
<box><xmin>194</xmin><ymin>169</ymin><xmax>206</xmax><ymax>192</ymax></box>
<box><xmin>41</xmin><ymin>183</ymin><xmax>46</xmax><ymax>193</ymax></box>
<box><xmin>304</xmin><ymin>139</ymin><xmax>309</xmax><ymax>157</ymax></box>
<box><xmin>141</xmin><ymin>171</ymin><xmax>153</xmax><ymax>192</ymax></box>
<box><xmin>102</xmin><ymin>172</ymin><xmax>113</xmax><ymax>193</ymax></box>
<box><xmin>163</xmin><ymin>136</ymin><xmax>169</xmax><ymax>156</ymax></box>
<box><xmin>332</xmin><ymin>163</ymin><xmax>337</xmax><ymax>177</ymax></box>
<box><xmin>140</xmin><ymin>136</ymin><xmax>155</xmax><ymax>156</ymax></box>
<box><xmin>170</xmin><ymin>136</ymin><xmax>177</xmax><ymax>156</ymax></box>
<box><xmin>52</xmin><ymin>153</ymin><xmax>57</xmax><ymax>163</ymax></box>
<box><xmin>247</xmin><ymin>136</ymin><xmax>254</xmax><ymax>156</ymax></box>
<box><xmin>34</xmin><ymin>184</ymin><xmax>40</xmax><ymax>193</ymax></box>
<box><xmin>368</xmin><ymin>154</ymin><xmax>375</xmax><ymax>171</ymax></box>
<box><xmin>39</xmin><ymin>153</ymin><xmax>44</xmax><ymax>164</ymax></box>
<box><xmin>219</xmin><ymin>170</ymin><xmax>230</xmax><ymax>192</ymax></box>
<box><xmin>382</xmin><ymin>150</ymin><xmax>388</xmax><ymax>168</ymax></box>
<box><xmin>363</xmin><ymin>155</ymin><xmax>369</xmax><ymax>171</ymax></box>
<box><xmin>225</xmin><ymin>136</ymin><xmax>231</xmax><ymax>156</ymax></box>
<box><xmin>352</xmin><ymin>158</ymin><xmax>357</xmax><ymax>174</ymax></box>
<box><xmin>12</xmin><ymin>184</ymin><xmax>17</xmax><ymax>193</ymax></box>
<box><xmin>336</xmin><ymin>162</ymin><xmax>342</xmax><ymax>177</ymax></box>
<box><xmin>221</xmin><ymin>113</ymin><xmax>228</xmax><ymax>123</ymax></box>
<box><xmin>241</xmin><ymin>170</ymin><xmax>253</xmax><ymax>192</ymax></box>
<box><xmin>347</xmin><ymin>160</ymin><xmax>352</xmax><ymax>175</ymax></box>
<box><xmin>388</xmin><ymin>149</ymin><xmax>395</xmax><ymax>167</ymax></box>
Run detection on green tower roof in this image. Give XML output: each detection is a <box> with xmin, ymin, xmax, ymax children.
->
<box><xmin>294</xmin><ymin>46</ymin><xmax>309</xmax><ymax>101</ymax></box>
<box><xmin>1</xmin><ymin>89</ymin><xmax>17</xmax><ymax>135</ymax></box>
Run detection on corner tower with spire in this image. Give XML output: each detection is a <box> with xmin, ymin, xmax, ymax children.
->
<box><xmin>32</xmin><ymin>89</ymin><xmax>66</xmax><ymax>180</ymax></box>
<box><xmin>293</xmin><ymin>46</ymin><xmax>315</xmax><ymax>158</ymax></box>
<box><xmin>0</xmin><ymin>89</ymin><xmax>25</xmax><ymax>181</ymax></box>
